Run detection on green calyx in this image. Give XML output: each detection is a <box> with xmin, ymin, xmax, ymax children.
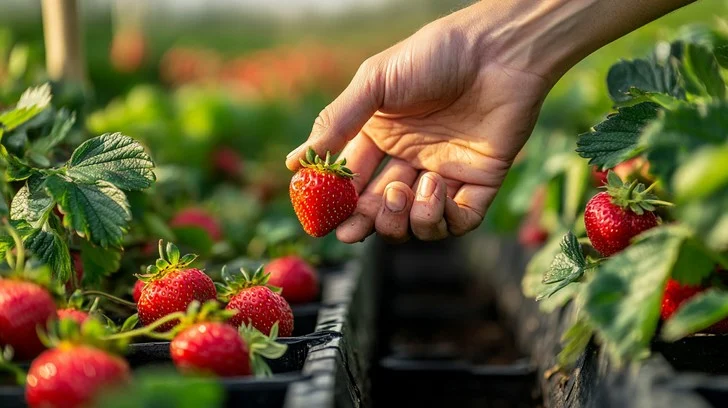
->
<box><xmin>240</xmin><ymin>322</ymin><xmax>288</xmax><ymax>377</ymax></box>
<box><xmin>38</xmin><ymin>316</ymin><xmax>128</xmax><ymax>356</ymax></box>
<box><xmin>604</xmin><ymin>170</ymin><xmax>673</xmax><ymax>215</ymax></box>
<box><xmin>215</xmin><ymin>264</ymin><xmax>281</xmax><ymax>302</ymax></box>
<box><xmin>299</xmin><ymin>147</ymin><xmax>355</xmax><ymax>179</ymax></box>
<box><xmin>137</xmin><ymin>240</ymin><xmax>198</xmax><ymax>283</ymax></box>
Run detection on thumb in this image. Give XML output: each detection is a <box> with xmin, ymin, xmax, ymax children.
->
<box><xmin>285</xmin><ymin>57</ymin><xmax>384</xmax><ymax>171</ymax></box>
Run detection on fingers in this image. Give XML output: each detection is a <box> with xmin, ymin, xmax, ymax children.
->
<box><xmin>410</xmin><ymin>172</ymin><xmax>448</xmax><ymax>241</ymax></box>
<box><xmin>336</xmin><ymin>159</ymin><xmax>418</xmax><ymax>243</ymax></box>
<box><xmin>286</xmin><ymin>57</ymin><xmax>385</xmax><ymax>171</ymax></box>
<box><xmin>375</xmin><ymin>182</ymin><xmax>415</xmax><ymax>243</ymax></box>
<box><xmin>444</xmin><ymin>184</ymin><xmax>496</xmax><ymax>236</ymax></box>
<box><xmin>336</xmin><ymin>133</ymin><xmax>386</xmax><ymax>194</ymax></box>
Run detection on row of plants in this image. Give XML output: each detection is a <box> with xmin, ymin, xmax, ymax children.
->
<box><xmin>517</xmin><ymin>22</ymin><xmax>728</xmax><ymax>369</ymax></box>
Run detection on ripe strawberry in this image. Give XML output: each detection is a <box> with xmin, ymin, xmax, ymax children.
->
<box><xmin>171</xmin><ymin>321</ymin><xmax>287</xmax><ymax>377</ymax></box>
<box><xmin>289</xmin><ymin>148</ymin><xmax>358</xmax><ymax>237</ymax></box>
<box><xmin>590</xmin><ymin>166</ymin><xmax>609</xmax><ymax>187</ymax></box>
<box><xmin>56</xmin><ymin>308</ymin><xmax>90</xmax><ymax>326</ymax></box>
<box><xmin>584</xmin><ymin>172</ymin><xmax>666</xmax><ymax>256</ymax></box>
<box><xmin>0</xmin><ymin>280</ymin><xmax>56</xmax><ymax>360</ymax></box>
<box><xmin>660</xmin><ymin>279</ymin><xmax>728</xmax><ymax>334</ymax></box>
<box><xmin>170</xmin><ymin>207</ymin><xmax>223</xmax><ymax>242</ymax></box>
<box><xmin>137</xmin><ymin>241</ymin><xmax>217</xmax><ymax>331</ymax></box>
<box><xmin>132</xmin><ymin>279</ymin><xmax>146</xmax><ymax>303</ymax></box>
<box><xmin>212</xmin><ymin>147</ymin><xmax>244</xmax><ymax>178</ymax></box>
<box><xmin>266</xmin><ymin>255</ymin><xmax>319</xmax><ymax>304</ymax></box>
<box><xmin>25</xmin><ymin>344</ymin><xmax>130</xmax><ymax>408</ymax></box>
<box><xmin>518</xmin><ymin>186</ymin><xmax>548</xmax><ymax>248</ymax></box>
<box><xmin>218</xmin><ymin>266</ymin><xmax>294</xmax><ymax>337</ymax></box>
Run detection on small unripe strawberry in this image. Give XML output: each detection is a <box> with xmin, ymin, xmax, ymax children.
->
<box><xmin>289</xmin><ymin>148</ymin><xmax>357</xmax><ymax>237</ymax></box>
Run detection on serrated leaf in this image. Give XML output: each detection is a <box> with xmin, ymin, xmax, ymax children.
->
<box><xmin>661</xmin><ymin>290</ymin><xmax>728</xmax><ymax>341</ymax></box>
<box><xmin>558</xmin><ymin>319</ymin><xmax>593</xmax><ymax>367</ymax></box>
<box><xmin>67</xmin><ymin>133</ymin><xmax>155</xmax><ymax>191</ymax></box>
<box><xmin>45</xmin><ymin>175</ymin><xmax>131</xmax><ymax>248</ymax></box>
<box><xmin>583</xmin><ymin>227</ymin><xmax>684</xmax><ymax>363</ymax></box>
<box><xmin>31</xmin><ymin>109</ymin><xmax>75</xmax><ymax>154</ymax></box>
<box><xmin>682</xmin><ymin>43</ymin><xmax>726</xmax><ymax>99</ymax></box>
<box><xmin>606</xmin><ymin>47</ymin><xmax>684</xmax><ymax>103</ymax></box>
<box><xmin>641</xmin><ymin>102</ymin><xmax>728</xmax><ymax>182</ymax></box>
<box><xmin>576</xmin><ymin>103</ymin><xmax>659</xmax><ymax>169</ymax></box>
<box><xmin>79</xmin><ymin>239</ymin><xmax>122</xmax><ymax>287</ymax></box>
<box><xmin>613</xmin><ymin>88</ymin><xmax>684</xmax><ymax>110</ymax></box>
<box><xmin>0</xmin><ymin>229</ymin><xmax>15</xmax><ymax>260</ymax></box>
<box><xmin>10</xmin><ymin>175</ymin><xmax>53</xmax><ymax>228</ymax></box>
<box><xmin>25</xmin><ymin>223</ymin><xmax>72</xmax><ymax>283</ymax></box>
<box><xmin>538</xmin><ymin>232</ymin><xmax>588</xmax><ymax>300</ymax></box>
<box><xmin>3</xmin><ymin>152</ymin><xmax>34</xmax><ymax>181</ymax></box>
<box><xmin>0</xmin><ymin>84</ymin><xmax>51</xmax><ymax>132</ymax></box>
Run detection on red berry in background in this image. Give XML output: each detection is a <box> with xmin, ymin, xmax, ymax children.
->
<box><xmin>212</xmin><ymin>147</ymin><xmax>244</xmax><ymax>178</ymax></box>
<box><xmin>590</xmin><ymin>166</ymin><xmax>609</xmax><ymax>187</ymax></box>
<box><xmin>56</xmin><ymin>308</ymin><xmax>90</xmax><ymax>326</ymax></box>
<box><xmin>518</xmin><ymin>221</ymin><xmax>549</xmax><ymax>248</ymax></box>
<box><xmin>171</xmin><ymin>322</ymin><xmax>251</xmax><ymax>377</ymax></box>
<box><xmin>266</xmin><ymin>255</ymin><xmax>320</xmax><ymax>304</ymax></box>
<box><xmin>110</xmin><ymin>28</ymin><xmax>146</xmax><ymax>73</ymax></box>
<box><xmin>137</xmin><ymin>242</ymin><xmax>217</xmax><ymax>331</ymax></box>
<box><xmin>170</xmin><ymin>321</ymin><xmax>287</xmax><ymax>378</ymax></box>
<box><xmin>660</xmin><ymin>279</ymin><xmax>728</xmax><ymax>334</ymax></box>
<box><xmin>584</xmin><ymin>172</ymin><xmax>666</xmax><ymax>257</ymax></box>
<box><xmin>0</xmin><ymin>280</ymin><xmax>56</xmax><ymax>360</ymax></box>
<box><xmin>132</xmin><ymin>280</ymin><xmax>146</xmax><ymax>303</ymax></box>
<box><xmin>170</xmin><ymin>207</ymin><xmax>223</xmax><ymax>242</ymax></box>
<box><xmin>219</xmin><ymin>266</ymin><xmax>294</xmax><ymax>337</ymax></box>
<box><xmin>25</xmin><ymin>345</ymin><xmax>130</xmax><ymax>408</ymax></box>
<box><xmin>290</xmin><ymin>148</ymin><xmax>357</xmax><ymax>238</ymax></box>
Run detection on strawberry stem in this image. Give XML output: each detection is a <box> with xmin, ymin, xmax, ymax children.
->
<box><xmin>102</xmin><ymin>311</ymin><xmax>186</xmax><ymax>341</ymax></box>
<box><xmin>82</xmin><ymin>290</ymin><xmax>137</xmax><ymax>309</ymax></box>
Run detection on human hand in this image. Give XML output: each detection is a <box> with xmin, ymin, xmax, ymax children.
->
<box><xmin>285</xmin><ymin>0</ymin><xmax>694</xmax><ymax>244</ymax></box>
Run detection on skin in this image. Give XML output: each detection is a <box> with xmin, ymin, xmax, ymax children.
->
<box><xmin>286</xmin><ymin>0</ymin><xmax>695</xmax><ymax>243</ymax></box>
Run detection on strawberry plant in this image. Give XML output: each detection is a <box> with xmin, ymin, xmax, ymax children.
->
<box><xmin>521</xmin><ymin>23</ymin><xmax>728</xmax><ymax>367</ymax></box>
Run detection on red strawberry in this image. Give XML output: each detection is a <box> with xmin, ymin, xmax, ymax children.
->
<box><xmin>56</xmin><ymin>308</ymin><xmax>90</xmax><ymax>326</ymax></box>
<box><xmin>266</xmin><ymin>255</ymin><xmax>319</xmax><ymax>304</ymax></box>
<box><xmin>218</xmin><ymin>266</ymin><xmax>294</xmax><ymax>337</ymax></box>
<box><xmin>170</xmin><ymin>207</ymin><xmax>223</xmax><ymax>242</ymax></box>
<box><xmin>590</xmin><ymin>166</ymin><xmax>609</xmax><ymax>187</ymax></box>
<box><xmin>660</xmin><ymin>279</ymin><xmax>728</xmax><ymax>334</ymax></box>
<box><xmin>170</xmin><ymin>321</ymin><xmax>287</xmax><ymax>377</ymax></box>
<box><xmin>584</xmin><ymin>172</ymin><xmax>666</xmax><ymax>256</ymax></box>
<box><xmin>25</xmin><ymin>345</ymin><xmax>130</xmax><ymax>408</ymax></box>
<box><xmin>212</xmin><ymin>147</ymin><xmax>244</xmax><ymax>178</ymax></box>
<box><xmin>518</xmin><ymin>186</ymin><xmax>548</xmax><ymax>248</ymax></box>
<box><xmin>132</xmin><ymin>280</ymin><xmax>145</xmax><ymax>303</ymax></box>
<box><xmin>289</xmin><ymin>148</ymin><xmax>358</xmax><ymax>237</ymax></box>
<box><xmin>0</xmin><ymin>280</ymin><xmax>56</xmax><ymax>360</ymax></box>
<box><xmin>137</xmin><ymin>241</ymin><xmax>217</xmax><ymax>331</ymax></box>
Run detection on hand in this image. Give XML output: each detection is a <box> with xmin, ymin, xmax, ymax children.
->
<box><xmin>285</xmin><ymin>0</ymin><xmax>694</xmax><ymax>244</ymax></box>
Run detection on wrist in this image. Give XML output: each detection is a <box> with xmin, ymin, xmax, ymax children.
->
<box><xmin>452</xmin><ymin>0</ymin><xmax>695</xmax><ymax>86</ymax></box>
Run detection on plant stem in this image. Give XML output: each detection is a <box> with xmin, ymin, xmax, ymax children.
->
<box><xmin>102</xmin><ymin>311</ymin><xmax>185</xmax><ymax>341</ymax></box>
<box><xmin>82</xmin><ymin>291</ymin><xmax>137</xmax><ymax>308</ymax></box>
<box><xmin>0</xmin><ymin>362</ymin><xmax>26</xmax><ymax>386</ymax></box>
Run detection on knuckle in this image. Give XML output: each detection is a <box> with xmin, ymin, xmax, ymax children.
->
<box><xmin>312</xmin><ymin>108</ymin><xmax>335</xmax><ymax>136</ymax></box>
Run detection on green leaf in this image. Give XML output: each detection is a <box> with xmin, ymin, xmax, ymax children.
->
<box><xmin>522</xmin><ymin>233</ymin><xmax>580</xmax><ymax>311</ymax></box>
<box><xmin>10</xmin><ymin>175</ymin><xmax>53</xmax><ymax>229</ymax></box>
<box><xmin>31</xmin><ymin>109</ymin><xmax>75</xmax><ymax>154</ymax></box>
<box><xmin>45</xmin><ymin>175</ymin><xmax>131</xmax><ymax>248</ymax></box>
<box><xmin>0</xmin><ymin>83</ymin><xmax>52</xmax><ymax>132</ymax></box>
<box><xmin>613</xmin><ymin>88</ymin><xmax>685</xmax><ymax>110</ymax></box>
<box><xmin>716</xmin><ymin>44</ymin><xmax>728</xmax><ymax>69</ymax></box>
<box><xmin>3</xmin><ymin>152</ymin><xmax>34</xmax><ymax>181</ymax></box>
<box><xmin>678</xmin><ymin>188</ymin><xmax>728</xmax><ymax>252</ymax></box>
<box><xmin>583</xmin><ymin>227</ymin><xmax>684</xmax><ymax>363</ymax></box>
<box><xmin>576</xmin><ymin>103</ymin><xmax>659</xmax><ymax>169</ymax></box>
<box><xmin>640</xmin><ymin>102</ymin><xmax>728</xmax><ymax>183</ymax></box>
<box><xmin>661</xmin><ymin>289</ymin><xmax>728</xmax><ymax>341</ymax></box>
<box><xmin>25</xmin><ymin>222</ymin><xmax>72</xmax><ymax>283</ymax></box>
<box><xmin>538</xmin><ymin>231</ymin><xmax>588</xmax><ymax>300</ymax></box>
<box><xmin>606</xmin><ymin>47</ymin><xmax>684</xmax><ymax>103</ymax></box>
<box><xmin>558</xmin><ymin>320</ymin><xmax>593</xmax><ymax>367</ymax></box>
<box><xmin>681</xmin><ymin>43</ymin><xmax>726</xmax><ymax>99</ymax></box>
<box><xmin>79</xmin><ymin>239</ymin><xmax>122</xmax><ymax>287</ymax></box>
<box><xmin>672</xmin><ymin>144</ymin><xmax>728</xmax><ymax>201</ymax></box>
<box><xmin>67</xmin><ymin>133</ymin><xmax>155</xmax><ymax>191</ymax></box>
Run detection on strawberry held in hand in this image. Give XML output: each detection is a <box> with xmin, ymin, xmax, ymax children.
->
<box><xmin>137</xmin><ymin>241</ymin><xmax>217</xmax><ymax>331</ymax></box>
<box><xmin>0</xmin><ymin>279</ymin><xmax>56</xmax><ymax>361</ymax></box>
<box><xmin>217</xmin><ymin>265</ymin><xmax>294</xmax><ymax>337</ymax></box>
<box><xmin>290</xmin><ymin>148</ymin><xmax>358</xmax><ymax>237</ymax></box>
<box><xmin>584</xmin><ymin>171</ymin><xmax>669</xmax><ymax>257</ymax></box>
<box><xmin>171</xmin><ymin>321</ymin><xmax>287</xmax><ymax>378</ymax></box>
<box><xmin>266</xmin><ymin>255</ymin><xmax>320</xmax><ymax>304</ymax></box>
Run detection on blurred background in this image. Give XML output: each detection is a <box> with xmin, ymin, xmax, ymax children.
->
<box><xmin>0</xmin><ymin>0</ymin><xmax>723</xmax><ymax>260</ymax></box>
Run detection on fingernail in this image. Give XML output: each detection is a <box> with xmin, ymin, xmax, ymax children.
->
<box><xmin>417</xmin><ymin>175</ymin><xmax>436</xmax><ymax>200</ymax></box>
<box><xmin>287</xmin><ymin>145</ymin><xmax>304</xmax><ymax>159</ymax></box>
<box><xmin>384</xmin><ymin>187</ymin><xmax>406</xmax><ymax>212</ymax></box>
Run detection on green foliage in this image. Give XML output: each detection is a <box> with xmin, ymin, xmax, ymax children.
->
<box><xmin>662</xmin><ymin>290</ymin><xmax>728</xmax><ymax>341</ymax></box>
<box><xmin>538</xmin><ymin>231</ymin><xmax>589</xmax><ymax>300</ymax></box>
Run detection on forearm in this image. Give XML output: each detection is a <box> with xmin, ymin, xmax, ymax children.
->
<box><xmin>453</xmin><ymin>0</ymin><xmax>697</xmax><ymax>84</ymax></box>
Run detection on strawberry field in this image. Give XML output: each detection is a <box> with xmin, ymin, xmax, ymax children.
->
<box><xmin>0</xmin><ymin>1</ymin><xmax>727</xmax><ymax>408</ymax></box>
